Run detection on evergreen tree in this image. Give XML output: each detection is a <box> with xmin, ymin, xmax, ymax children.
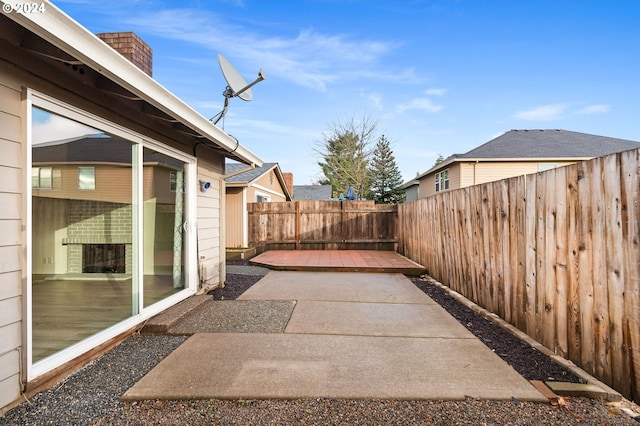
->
<box><xmin>369</xmin><ymin>135</ymin><xmax>405</xmax><ymax>204</ymax></box>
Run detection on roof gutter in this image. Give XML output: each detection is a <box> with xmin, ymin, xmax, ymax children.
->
<box><xmin>4</xmin><ymin>0</ymin><xmax>263</xmax><ymax>167</ymax></box>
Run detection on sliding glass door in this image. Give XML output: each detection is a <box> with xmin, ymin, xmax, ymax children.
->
<box><xmin>142</xmin><ymin>148</ymin><xmax>187</xmax><ymax>307</ymax></box>
<box><xmin>29</xmin><ymin>93</ymin><xmax>195</xmax><ymax>372</ymax></box>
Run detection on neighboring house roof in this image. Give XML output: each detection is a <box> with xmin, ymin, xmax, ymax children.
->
<box><xmin>33</xmin><ymin>135</ymin><xmax>184</xmax><ymax>168</ymax></box>
<box><xmin>292</xmin><ymin>185</ymin><xmax>334</xmax><ymax>200</ymax></box>
<box><xmin>6</xmin><ymin>4</ymin><xmax>262</xmax><ymax>167</ymax></box>
<box><xmin>224</xmin><ymin>162</ymin><xmax>292</xmax><ymax>200</ymax></box>
<box><xmin>462</xmin><ymin>129</ymin><xmax>640</xmax><ymax>159</ymax></box>
<box><xmin>420</xmin><ymin>129</ymin><xmax>640</xmax><ymax>178</ymax></box>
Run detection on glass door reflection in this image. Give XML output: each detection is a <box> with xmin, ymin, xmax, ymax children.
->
<box><xmin>31</xmin><ymin>107</ymin><xmax>134</xmax><ymax>362</ymax></box>
<box><xmin>142</xmin><ymin>148</ymin><xmax>186</xmax><ymax>307</ymax></box>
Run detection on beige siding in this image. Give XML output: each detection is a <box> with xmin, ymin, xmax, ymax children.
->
<box><xmin>467</xmin><ymin>161</ymin><xmax>576</xmax><ymax>186</ymax></box>
<box><xmin>459</xmin><ymin>162</ymin><xmax>476</xmax><ymax>188</ymax></box>
<box><xmin>246</xmin><ymin>169</ymin><xmax>289</xmax><ymax>203</ymax></box>
<box><xmin>32</xmin><ymin>164</ymin><xmax>133</xmax><ymax>204</ymax></box>
<box><xmin>197</xmin><ymin>153</ymin><xmax>225</xmax><ymax>286</ymax></box>
<box><xmin>253</xmin><ymin>169</ymin><xmax>287</xmax><ymax>200</ymax></box>
<box><xmin>0</xmin><ymin>77</ymin><xmax>23</xmax><ymax>410</ymax></box>
<box><xmin>420</xmin><ymin>160</ymin><xmax>579</xmax><ymax>198</ymax></box>
<box><xmin>225</xmin><ymin>187</ymin><xmax>245</xmax><ymax>248</ymax></box>
<box><xmin>472</xmin><ymin>161</ymin><xmax>539</xmax><ymax>185</ymax></box>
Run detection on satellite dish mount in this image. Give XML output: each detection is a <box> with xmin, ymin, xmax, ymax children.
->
<box><xmin>211</xmin><ymin>54</ymin><xmax>266</xmax><ymax>125</ymax></box>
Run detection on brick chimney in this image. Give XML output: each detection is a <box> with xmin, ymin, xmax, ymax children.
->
<box><xmin>97</xmin><ymin>32</ymin><xmax>152</xmax><ymax>77</ymax></box>
<box><xmin>282</xmin><ymin>172</ymin><xmax>294</xmax><ymax>197</ymax></box>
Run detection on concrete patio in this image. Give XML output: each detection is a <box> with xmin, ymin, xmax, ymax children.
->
<box><xmin>124</xmin><ymin>268</ymin><xmax>545</xmax><ymax>402</ymax></box>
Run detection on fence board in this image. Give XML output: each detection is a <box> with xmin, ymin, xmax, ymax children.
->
<box><xmin>524</xmin><ymin>173</ymin><xmax>537</xmax><ymax>337</ymax></box>
<box><xmin>554</xmin><ymin>166</ymin><xmax>569</xmax><ymax>358</ymax></box>
<box><xmin>620</xmin><ymin>149</ymin><xmax>640</xmax><ymax>401</ymax></box>
<box><xmin>539</xmin><ymin>170</ymin><xmax>556</xmax><ymax>349</ymax></box>
<box><xmin>496</xmin><ymin>180</ymin><xmax>509</xmax><ymax>322</ymax></box>
<box><xmin>605</xmin><ymin>154</ymin><xmax>627</xmax><ymax>395</ymax></box>
<box><xmin>509</xmin><ymin>176</ymin><xmax>526</xmax><ymax>330</ymax></box>
<box><xmin>566</xmin><ymin>164</ymin><xmax>582</xmax><ymax>366</ymax></box>
<box><xmin>590</xmin><ymin>157</ymin><xmax>611</xmax><ymax>384</ymax></box>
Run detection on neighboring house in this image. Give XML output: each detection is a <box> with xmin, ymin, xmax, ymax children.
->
<box><xmin>224</xmin><ymin>162</ymin><xmax>292</xmax><ymax>249</ymax></box>
<box><xmin>292</xmin><ymin>184</ymin><xmax>334</xmax><ymax>200</ymax></box>
<box><xmin>0</xmin><ymin>6</ymin><xmax>262</xmax><ymax>412</ymax></box>
<box><xmin>400</xmin><ymin>180</ymin><xmax>419</xmax><ymax>202</ymax></box>
<box><xmin>416</xmin><ymin>129</ymin><xmax>640</xmax><ymax>198</ymax></box>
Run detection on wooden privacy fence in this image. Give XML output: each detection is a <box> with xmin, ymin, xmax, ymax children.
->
<box><xmin>398</xmin><ymin>149</ymin><xmax>640</xmax><ymax>403</ymax></box>
<box><xmin>248</xmin><ymin>200</ymin><xmax>397</xmax><ymax>251</ymax></box>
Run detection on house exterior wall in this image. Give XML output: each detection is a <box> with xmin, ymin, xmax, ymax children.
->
<box><xmin>419</xmin><ymin>160</ymin><xmax>577</xmax><ymax>198</ymax></box>
<box><xmin>0</xmin><ymin>32</ymin><xmax>229</xmax><ymax>412</ymax></box>
<box><xmin>0</xmin><ymin>76</ymin><xmax>24</xmax><ymax>412</ymax></box>
<box><xmin>402</xmin><ymin>184</ymin><xmax>419</xmax><ymax>202</ymax></box>
<box><xmin>196</xmin><ymin>153</ymin><xmax>225</xmax><ymax>286</ymax></box>
<box><xmin>225</xmin><ymin>187</ymin><xmax>245</xmax><ymax>248</ymax></box>
<box><xmin>248</xmin><ymin>169</ymin><xmax>288</xmax><ymax>203</ymax></box>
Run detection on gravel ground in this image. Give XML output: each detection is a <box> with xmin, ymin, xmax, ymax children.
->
<box><xmin>2</xmin><ymin>265</ymin><xmax>639</xmax><ymax>425</ymax></box>
<box><xmin>168</xmin><ymin>300</ymin><xmax>296</xmax><ymax>334</ymax></box>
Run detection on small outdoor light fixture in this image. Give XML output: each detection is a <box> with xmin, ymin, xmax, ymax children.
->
<box><xmin>199</xmin><ymin>180</ymin><xmax>211</xmax><ymax>192</ymax></box>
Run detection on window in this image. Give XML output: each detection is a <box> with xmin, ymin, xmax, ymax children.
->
<box><xmin>78</xmin><ymin>167</ymin><xmax>95</xmax><ymax>190</ymax></box>
<box><xmin>256</xmin><ymin>193</ymin><xmax>271</xmax><ymax>202</ymax></box>
<box><xmin>32</xmin><ymin>167</ymin><xmax>52</xmax><ymax>189</ymax></box>
<box><xmin>170</xmin><ymin>171</ymin><xmax>177</xmax><ymax>192</ymax></box>
<box><xmin>538</xmin><ymin>163</ymin><xmax>557</xmax><ymax>172</ymax></box>
<box><xmin>435</xmin><ymin>169</ymin><xmax>449</xmax><ymax>192</ymax></box>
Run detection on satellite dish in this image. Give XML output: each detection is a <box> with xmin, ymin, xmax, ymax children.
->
<box><xmin>211</xmin><ymin>54</ymin><xmax>266</xmax><ymax>125</ymax></box>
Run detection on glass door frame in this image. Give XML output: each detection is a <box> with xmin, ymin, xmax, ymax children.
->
<box><xmin>25</xmin><ymin>89</ymin><xmax>198</xmax><ymax>381</ymax></box>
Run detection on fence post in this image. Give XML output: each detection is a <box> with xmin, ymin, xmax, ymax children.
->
<box><xmin>341</xmin><ymin>200</ymin><xmax>346</xmax><ymax>249</ymax></box>
<box><xmin>295</xmin><ymin>201</ymin><xmax>300</xmax><ymax>250</ymax></box>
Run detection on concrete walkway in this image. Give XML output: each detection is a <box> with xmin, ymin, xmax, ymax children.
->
<box><xmin>124</xmin><ymin>271</ymin><xmax>545</xmax><ymax>402</ymax></box>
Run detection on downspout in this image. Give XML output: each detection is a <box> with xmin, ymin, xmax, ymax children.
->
<box><xmin>474</xmin><ymin>160</ymin><xmax>479</xmax><ymax>185</ymax></box>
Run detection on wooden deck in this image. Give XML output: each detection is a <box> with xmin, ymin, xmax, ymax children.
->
<box><xmin>249</xmin><ymin>250</ymin><xmax>426</xmax><ymax>276</ymax></box>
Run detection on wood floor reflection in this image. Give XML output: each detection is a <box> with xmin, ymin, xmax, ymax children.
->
<box><xmin>32</xmin><ymin>275</ymin><xmax>181</xmax><ymax>361</ymax></box>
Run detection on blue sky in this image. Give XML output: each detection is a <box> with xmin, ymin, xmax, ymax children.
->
<box><xmin>53</xmin><ymin>0</ymin><xmax>640</xmax><ymax>185</ymax></box>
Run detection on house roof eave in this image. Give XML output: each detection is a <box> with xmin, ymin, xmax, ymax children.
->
<box><xmin>241</xmin><ymin>163</ymin><xmax>292</xmax><ymax>200</ymax></box>
<box><xmin>272</xmin><ymin>165</ymin><xmax>292</xmax><ymax>201</ymax></box>
<box><xmin>6</xmin><ymin>1</ymin><xmax>263</xmax><ymax>167</ymax></box>
<box><xmin>416</xmin><ymin>156</ymin><xmax>460</xmax><ymax>180</ymax></box>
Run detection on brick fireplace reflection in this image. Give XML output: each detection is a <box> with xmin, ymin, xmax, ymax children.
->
<box><xmin>82</xmin><ymin>244</ymin><xmax>126</xmax><ymax>273</ymax></box>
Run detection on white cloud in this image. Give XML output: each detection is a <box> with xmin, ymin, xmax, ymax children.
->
<box><xmin>120</xmin><ymin>9</ymin><xmax>399</xmax><ymax>92</ymax></box>
<box><xmin>425</xmin><ymin>88</ymin><xmax>447</xmax><ymax>96</ymax></box>
<box><xmin>397</xmin><ymin>96</ymin><xmax>444</xmax><ymax>114</ymax></box>
<box><xmin>32</xmin><ymin>114</ymin><xmax>101</xmax><ymax>144</ymax></box>
<box><xmin>576</xmin><ymin>104</ymin><xmax>611</xmax><ymax>114</ymax></box>
<box><xmin>513</xmin><ymin>104</ymin><xmax>567</xmax><ymax>121</ymax></box>
<box><xmin>367</xmin><ymin>92</ymin><xmax>384</xmax><ymax>110</ymax></box>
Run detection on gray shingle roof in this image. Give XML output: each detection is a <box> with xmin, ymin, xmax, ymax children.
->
<box><xmin>460</xmin><ymin>129</ymin><xmax>640</xmax><ymax>159</ymax></box>
<box><xmin>225</xmin><ymin>162</ymin><xmax>277</xmax><ymax>183</ymax></box>
<box><xmin>292</xmin><ymin>185</ymin><xmax>333</xmax><ymax>200</ymax></box>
